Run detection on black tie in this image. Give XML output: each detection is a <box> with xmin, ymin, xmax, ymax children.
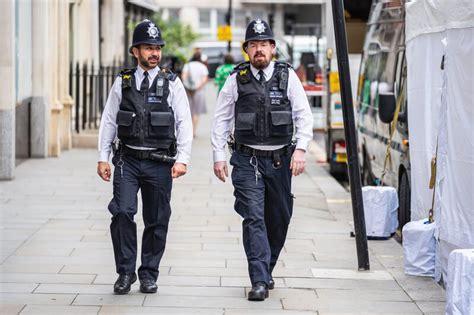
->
<box><xmin>141</xmin><ymin>71</ymin><xmax>149</xmax><ymax>92</ymax></box>
<box><xmin>258</xmin><ymin>70</ymin><xmax>265</xmax><ymax>83</ymax></box>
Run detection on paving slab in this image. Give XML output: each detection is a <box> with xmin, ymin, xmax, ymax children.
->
<box><xmin>144</xmin><ymin>295</ymin><xmax>282</xmax><ymax>309</ymax></box>
<box><xmin>20</xmin><ymin>305</ymin><xmax>100</xmax><ymax>315</ymax></box>
<box><xmin>100</xmin><ymin>306</ymin><xmax>224</xmax><ymax>315</ymax></box>
<box><xmin>0</xmin><ymin>273</ymin><xmax>95</xmax><ymax>284</ymax></box>
<box><xmin>0</xmin><ymin>304</ymin><xmax>25</xmax><ymax>315</ymax></box>
<box><xmin>225</xmin><ymin>310</ymin><xmax>317</xmax><ymax>315</ymax></box>
<box><xmin>73</xmin><ymin>294</ymin><xmax>145</xmax><ymax>306</ymax></box>
<box><xmin>284</xmin><ymin>277</ymin><xmax>403</xmax><ymax>291</ymax></box>
<box><xmin>0</xmin><ymin>293</ymin><xmax>76</xmax><ymax>305</ymax></box>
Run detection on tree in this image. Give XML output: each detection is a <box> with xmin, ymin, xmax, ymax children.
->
<box><xmin>151</xmin><ymin>14</ymin><xmax>199</xmax><ymax>70</ymax></box>
<box><xmin>128</xmin><ymin>16</ymin><xmax>198</xmax><ymax>71</ymax></box>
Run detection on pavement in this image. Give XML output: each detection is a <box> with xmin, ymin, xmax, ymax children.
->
<box><xmin>0</xmin><ymin>83</ymin><xmax>446</xmax><ymax>314</ymax></box>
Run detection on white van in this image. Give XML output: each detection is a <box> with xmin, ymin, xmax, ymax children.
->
<box><xmin>356</xmin><ymin>0</ymin><xmax>410</xmax><ymax>230</ymax></box>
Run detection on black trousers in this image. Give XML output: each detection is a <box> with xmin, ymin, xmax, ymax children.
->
<box><xmin>108</xmin><ymin>154</ymin><xmax>172</xmax><ymax>281</ymax></box>
<box><xmin>230</xmin><ymin>149</ymin><xmax>294</xmax><ymax>285</ymax></box>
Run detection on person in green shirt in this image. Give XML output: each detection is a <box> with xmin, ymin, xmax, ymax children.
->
<box><xmin>214</xmin><ymin>54</ymin><xmax>235</xmax><ymax>92</ymax></box>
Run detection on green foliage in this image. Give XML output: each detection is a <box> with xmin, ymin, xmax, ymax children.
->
<box><xmin>151</xmin><ymin>14</ymin><xmax>199</xmax><ymax>63</ymax></box>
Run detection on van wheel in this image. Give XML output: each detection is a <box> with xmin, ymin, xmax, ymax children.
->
<box><xmin>398</xmin><ymin>171</ymin><xmax>411</xmax><ymax>230</ymax></box>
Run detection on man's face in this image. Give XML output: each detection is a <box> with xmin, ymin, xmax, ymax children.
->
<box><xmin>246</xmin><ymin>40</ymin><xmax>275</xmax><ymax>70</ymax></box>
<box><xmin>133</xmin><ymin>44</ymin><xmax>162</xmax><ymax>70</ymax></box>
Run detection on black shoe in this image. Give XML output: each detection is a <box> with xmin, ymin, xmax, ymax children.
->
<box><xmin>248</xmin><ymin>282</ymin><xmax>269</xmax><ymax>301</ymax></box>
<box><xmin>139</xmin><ymin>278</ymin><xmax>158</xmax><ymax>294</ymax></box>
<box><xmin>268</xmin><ymin>278</ymin><xmax>275</xmax><ymax>290</ymax></box>
<box><xmin>114</xmin><ymin>273</ymin><xmax>137</xmax><ymax>295</ymax></box>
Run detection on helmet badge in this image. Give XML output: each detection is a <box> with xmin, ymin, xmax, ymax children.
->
<box><xmin>147</xmin><ymin>22</ymin><xmax>159</xmax><ymax>39</ymax></box>
<box><xmin>252</xmin><ymin>19</ymin><xmax>266</xmax><ymax>34</ymax></box>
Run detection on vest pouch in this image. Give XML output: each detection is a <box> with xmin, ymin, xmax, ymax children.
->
<box><xmin>116</xmin><ymin>110</ymin><xmax>136</xmax><ymax>139</ymax></box>
<box><xmin>149</xmin><ymin>111</ymin><xmax>173</xmax><ymax>139</ymax></box>
<box><xmin>235</xmin><ymin>112</ymin><xmax>256</xmax><ymax>136</ymax></box>
<box><xmin>270</xmin><ymin>111</ymin><xmax>293</xmax><ymax>136</ymax></box>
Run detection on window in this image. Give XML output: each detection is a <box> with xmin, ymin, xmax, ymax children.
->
<box><xmin>252</xmin><ymin>11</ymin><xmax>265</xmax><ymax>20</ymax></box>
<box><xmin>168</xmin><ymin>8</ymin><xmax>180</xmax><ymax>21</ymax></box>
<box><xmin>199</xmin><ymin>9</ymin><xmax>211</xmax><ymax>29</ymax></box>
<box><xmin>234</xmin><ymin>10</ymin><xmax>246</xmax><ymax>29</ymax></box>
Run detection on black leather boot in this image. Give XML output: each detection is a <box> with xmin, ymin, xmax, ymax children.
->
<box><xmin>114</xmin><ymin>273</ymin><xmax>137</xmax><ymax>295</ymax></box>
<box><xmin>248</xmin><ymin>282</ymin><xmax>269</xmax><ymax>301</ymax></box>
<box><xmin>139</xmin><ymin>278</ymin><xmax>158</xmax><ymax>293</ymax></box>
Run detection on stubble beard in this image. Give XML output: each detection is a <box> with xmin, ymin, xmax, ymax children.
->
<box><xmin>251</xmin><ymin>53</ymin><xmax>270</xmax><ymax>70</ymax></box>
<box><xmin>139</xmin><ymin>55</ymin><xmax>160</xmax><ymax>69</ymax></box>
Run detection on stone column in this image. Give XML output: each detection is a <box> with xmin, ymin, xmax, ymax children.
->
<box><xmin>31</xmin><ymin>0</ymin><xmax>50</xmax><ymax>158</ymax></box>
<box><xmin>59</xmin><ymin>0</ymin><xmax>72</xmax><ymax>151</ymax></box>
<box><xmin>0</xmin><ymin>0</ymin><xmax>16</xmax><ymax>180</ymax></box>
<box><xmin>48</xmin><ymin>0</ymin><xmax>62</xmax><ymax>157</ymax></box>
<box><xmin>100</xmin><ymin>0</ymin><xmax>125</xmax><ymax>66</ymax></box>
<box><xmin>15</xmin><ymin>0</ymin><xmax>33</xmax><ymax>159</ymax></box>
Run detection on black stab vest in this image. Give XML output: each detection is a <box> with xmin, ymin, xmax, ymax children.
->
<box><xmin>233</xmin><ymin>61</ymin><xmax>294</xmax><ymax>146</ymax></box>
<box><xmin>116</xmin><ymin>68</ymin><xmax>177</xmax><ymax>150</ymax></box>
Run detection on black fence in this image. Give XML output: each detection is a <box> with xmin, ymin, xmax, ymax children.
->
<box><xmin>69</xmin><ymin>61</ymin><xmax>121</xmax><ymax>133</ymax></box>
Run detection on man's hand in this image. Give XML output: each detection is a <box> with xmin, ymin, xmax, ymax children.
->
<box><xmin>290</xmin><ymin>149</ymin><xmax>306</xmax><ymax>176</ymax></box>
<box><xmin>213</xmin><ymin>161</ymin><xmax>228</xmax><ymax>182</ymax></box>
<box><xmin>97</xmin><ymin>161</ymin><xmax>111</xmax><ymax>181</ymax></box>
<box><xmin>172</xmin><ymin>163</ymin><xmax>187</xmax><ymax>179</ymax></box>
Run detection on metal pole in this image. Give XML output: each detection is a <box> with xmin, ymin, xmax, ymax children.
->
<box><xmin>75</xmin><ymin>62</ymin><xmax>80</xmax><ymax>133</ymax></box>
<box><xmin>226</xmin><ymin>0</ymin><xmax>232</xmax><ymax>53</ymax></box>
<box><xmin>326</xmin><ymin>51</ymin><xmax>332</xmax><ymax>160</ymax></box>
<box><xmin>331</xmin><ymin>0</ymin><xmax>369</xmax><ymax>270</ymax></box>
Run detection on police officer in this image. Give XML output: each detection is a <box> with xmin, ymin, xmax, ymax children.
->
<box><xmin>97</xmin><ymin>19</ymin><xmax>193</xmax><ymax>295</ymax></box>
<box><xmin>211</xmin><ymin>19</ymin><xmax>313</xmax><ymax>301</ymax></box>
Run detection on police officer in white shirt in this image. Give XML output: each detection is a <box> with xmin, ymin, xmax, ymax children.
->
<box><xmin>97</xmin><ymin>19</ymin><xmax>193</xmax><ymax>295</ymax></box>
<box><xmin>211</xmin><ymin>19</ymin><xmax>313</xmax><ymax>301</ymax></box>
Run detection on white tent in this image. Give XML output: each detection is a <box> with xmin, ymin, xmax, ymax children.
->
<box><xmin>405</xmin><ymin>0</ymin><xmax>474</xmax><ymax>281</ymax></box>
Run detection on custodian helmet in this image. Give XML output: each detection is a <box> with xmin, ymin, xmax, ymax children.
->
<box><xmin>243</xmin><ymin>19</ymin><xmax>275</xmax><ymax>49</ymax></box>
<box><xmin>129</xmin><ymin>19</ymin><xmax>165</xmax><ymax>53</ymax></box>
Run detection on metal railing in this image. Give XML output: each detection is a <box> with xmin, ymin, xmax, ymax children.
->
<box><xmin>69</xmin><ymin>61</ymin><xmax>121</xmax><ymax>133</ymax></box>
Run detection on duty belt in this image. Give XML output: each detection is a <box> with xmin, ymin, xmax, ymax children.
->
<box><xmin>235</xmin><ymin>143</ymin><xmax>294</xmax><ymax>157</ymax></box>
<box><xmin>235</xmin><ymin>143</ymin><xmax>295</xmax><ymax>168</ymax></box>
<box><xmin>121</xmin><ymin>146</ymin><xmax>176</xmax><ymax>164</ymax></box>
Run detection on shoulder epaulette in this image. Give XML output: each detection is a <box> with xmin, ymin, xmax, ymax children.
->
<box><xmin>232</xmin><ymin>61</ymin><xmax>251</xmax><ymax>84</ymax></box>
<box><xmin>159</xmin><ymin>68</ymin><xmax>178</xmax><ymax>81</ymax></box>
<box><xmin>120</xmin><ymin>68</ymin><xmax>135</xmax><ymax>88</ymax></box>
<box><xmin>119</xmin><ymin>68</ymin><xmax>135</xmax><ymax>76</ymax></box>
<box><xmin>232</xmin><ymin>61</ymin><xmax>250</xmax><ymax>73</ymax></box>
<box><xmin>275</xmin><ymin>60</ymin><xmax>293</xmax><ymax>69</ymax></box>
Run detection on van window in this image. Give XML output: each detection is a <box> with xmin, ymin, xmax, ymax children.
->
<box><xmin>359</xmin><ymin>13</ymin><xmax>403</xmax><ymax>112</ymax></box>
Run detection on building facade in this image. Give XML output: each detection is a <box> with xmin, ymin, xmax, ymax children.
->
<box><xmin>1</xmin><ymin>0</ymin><xmax>73</xmax><ymax>180</ymax></box>
<box><xmin>157</xmin><ymin>0</ymin><xmax>325</xmax><ymax>48</ymax></box>
<box><xmin>0</xmin><ymin>0</ymin><xmax>160</xmax><ymax>180</ymax></box>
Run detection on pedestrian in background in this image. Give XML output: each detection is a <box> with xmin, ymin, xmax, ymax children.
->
<box><xmin>97</xmin><ymin>19</ymin><xmax>193</xmax><ymax>295</ymax></box>
<box><xmin>211</xmin><ymin>19</ymin><xmax>313</xmax><ymax>301</ymax></box>
<box><xmin>181</xmin><ymin>52</ymin><xmax>209</xmax><ymax>137</ymax></box>
<box><xmin>214</xmin><ymin>53</ymin><xmax>235</xmax><ymax>92</ymax></box>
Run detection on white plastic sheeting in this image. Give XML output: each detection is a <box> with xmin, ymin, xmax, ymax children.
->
<box><xmin>405</xmin><ymin>0</ymin><xmax>474</xmax><ymax>42</ymax></box>
<box><xmin>446</xmin><ymin>249</ymin><xmax>474</xmax><ymax>315</ymax></box>
<box><xmin>362</xmin><ymin>186</ymin><xmax>398</xmax><ymax>237</ymax></box>
<box><xmin>403</xmin><ymin>219</ymin><xmax>437</xmax><ymax>277</ymax></box>
<box><xmin>406</xmin><ymin>0</ymin><xmax>474</xmax><ymax>281</ymax></box>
